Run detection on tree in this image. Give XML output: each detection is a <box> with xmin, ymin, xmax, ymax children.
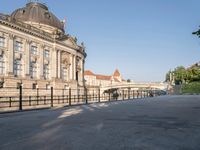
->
<box><xmin>127</xmin><ymin>79</ymin><xmax>131</xmax><ymax>83</ymax></box>
<box><xmin>165</xmin><ymin>70</ymin><xmax>171</xmax><ymax>82</ymax></box>
<box><xmin>173</xmin><ymin>66</ymin><xmax>186</xmax><ymax>85</ymax></box>
<box><xmin>192</xmin><ymin>27</ymin><xmax>200</xmax><ymax>37</ymax></box>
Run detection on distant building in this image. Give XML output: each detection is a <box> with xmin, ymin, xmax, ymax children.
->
<box><xmin>84</xmin><ymin>69</ymin><xmax>126</xmax><ymax>87</ymax></box>
<box><xmin>0</xmin><ymin>2</ymin><xmax>86</xmax><ymax>90</ymax></box>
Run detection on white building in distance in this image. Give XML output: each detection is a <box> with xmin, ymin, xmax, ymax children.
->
<box><xmin>84</xmin><ymin>69</ymin><xmax>126</xmax><ymax>87</ymax></box>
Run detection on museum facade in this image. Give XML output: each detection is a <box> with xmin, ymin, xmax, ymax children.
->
<box><xmin>0</xmin><ymin>2</ymin><xmax>86</xmax><ymax>90</ymax></box>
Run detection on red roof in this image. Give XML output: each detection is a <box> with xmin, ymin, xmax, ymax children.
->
<box><xmin>84</xmin><ymin>70</ymin><xmax>95</xmax><ymax>76</ymax></box>
<box><xmin>96</xmin><ymin>75</ymin><xmax>111</xmax><ymax>80</ymax></box>
<box><xmin>113</xmin><ymin>69</ymin><xmax>121</xmax><ymax>77</ymax></box>
<box><xmin>84</xmin><ymin>69</ymin><xmax>123</xmax><ymax>81</ymax></box>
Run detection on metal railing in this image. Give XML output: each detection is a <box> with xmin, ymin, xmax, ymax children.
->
<box><xmin>0</xmin><ymin>86</ymin><xmax>165</xmax><ymax>112</ymax></box>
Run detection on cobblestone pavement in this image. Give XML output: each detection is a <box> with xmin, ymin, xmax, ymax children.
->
<box><xmin>0</xmin><ymin>95</ymin><xmax>200</xmax><ymax>150</ymax></box>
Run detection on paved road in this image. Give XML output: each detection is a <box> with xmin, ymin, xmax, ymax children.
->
<box><xmin>0</xmin><ymin>95</ymin><xmax>200</xmax><ymax>150</ymax></box>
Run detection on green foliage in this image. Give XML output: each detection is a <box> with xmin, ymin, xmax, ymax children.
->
<box><xmin>174</xmin><ymin>66</ymin><xmax>186</xmax><ymax>85</ymax></box>
<box><xmin>165</xmin><ymin>65</ymin><xmax>200</xmax><ymax>85</ymax></box>
<box><xmin>193</xmin><ymin>28</ymin><xmax>200</xmax><ymax>38</ymax></box>
<box><xmin>182</xmin><ymin>82</ymin><xmax>200</xmax><ymax>94</ymax></box>
<box><xmin>127</xmin><ymin>79</ymin><xmax>131</xmax><ymax>83</ymax></box>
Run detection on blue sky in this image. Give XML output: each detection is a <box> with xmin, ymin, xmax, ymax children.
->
<box><xmin>1</xmin><ymin>0</ymin><xmax>200</xmax><ymax>82</ymax></box>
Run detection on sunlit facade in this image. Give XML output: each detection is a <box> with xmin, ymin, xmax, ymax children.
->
<box><xmin>0</xmin><ymin>2</ymin><xmax>86</xmax><ymax>89</ymax></box>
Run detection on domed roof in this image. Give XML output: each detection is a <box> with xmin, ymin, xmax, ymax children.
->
<box><xmin>11</xmin><ymin>2</ymin><xmax>64</xmax><ymax>32</ymax></box>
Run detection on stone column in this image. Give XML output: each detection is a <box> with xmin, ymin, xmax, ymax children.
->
<box><xmin>82</xmin><ymin>59</ymin><xmax>85</xmax><ymax>83</ymax></box>
<box><xmin>57</xmin><ymin>50</ymin><xmax>61</xmax><ymax>79</ymax></box>
<box><xmin>8</xmin><ymin>34</ymin><xmax>14</xmax><ymax>75</ymax></box>
<box><xmin>74</xmin><ymin>55</ymin><xmax>77</xmax><ymax>80</ymax></box>
<box><xmin>69</xmin><ymin>54</ymin><xmax>73</xmax><ymax>80</ymax></box>
<box><xmin>25</xmin><ymin>40</ymin><xmax>30</xmax><ymax>77</ymax></box>
<box><xmin>51</xmin><ymin>49</ymin><xmax>57</xmax><ymax>79</ymax></box>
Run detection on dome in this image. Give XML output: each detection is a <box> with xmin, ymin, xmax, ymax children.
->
<box><xmin>11</xmin><ymin>2</ymin><xmax>64</xmax><ymax>32</ymax></box>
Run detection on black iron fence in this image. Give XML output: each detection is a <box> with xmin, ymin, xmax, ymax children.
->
<box><xmin>0</xmin><ymin>86</ymin><xmax>165</xmax><ymax>112</ymax></box>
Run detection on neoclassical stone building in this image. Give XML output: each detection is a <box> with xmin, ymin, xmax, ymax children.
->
<box><xmin>0</xmin><ymin>2</ymin><xmax>86</xmax><ymax>90</ymax></box>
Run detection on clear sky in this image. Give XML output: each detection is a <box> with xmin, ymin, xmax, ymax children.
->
<box><xmin>1</xmin><ymin>0</ymin><xmax>200</xmax><ymax>82</ymax></box>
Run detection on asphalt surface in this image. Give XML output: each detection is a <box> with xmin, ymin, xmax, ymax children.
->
<box><xmin>0</xmin><ymin>95</ymin><xmax>200</xmax><ymax>150</ymax></box>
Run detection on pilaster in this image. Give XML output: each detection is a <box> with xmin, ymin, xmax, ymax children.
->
<box><xmin>51</xmin><ymin>49</ymin><xmax>57</xmax><ymax>79</ymax></box>
<box><xmin>40</xmin><ymin>44</ymin><xmax>44</xmax><ymax>79</ymax></box>
<box><xmin>57</xmin><ymin>50</ymin><xmax>61</xmax><ymax>78</ymax></box>
<box><xmin>8</xmin><ymin>34</ymin><xmax>14</xmax><ymax>76</ymax></box>
<box><xmin>25</xmin><ymin>39</ymin><xmax>30</xmax><ymax>77</ymax></box>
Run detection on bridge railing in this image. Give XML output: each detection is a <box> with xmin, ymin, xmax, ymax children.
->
<box><xmin>0</xmin><ymin>86</ymin><xmax>166</xmax><ymax>112</ymax></box>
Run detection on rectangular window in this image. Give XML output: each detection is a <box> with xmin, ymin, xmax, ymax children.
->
<box><xmin>0</xmin><ymin>37</ymin><xmax>5</xmax><ymax>47</ymax></box>
<box><xmin>15</xmin><ymin>41</ymin><xmax>22</xmax><ymax>52</ymax></box>
<box><xmin>14</xmin><ymin>60</ymin><xmax>22</xmax><ymax>76</ymax></box>
<box><xmin>62</xmin><ymin>68</ymin><xmax>67</xmax><ymax>80</ymax></box>
<box><xmin>31</xmin><ymin>46</ymin><xmax>37</xmax><ymax>55</ymax></box>
<box><xmin>0</xmin><ymin>55</ymin><xmax>5</xmax><ymax>75</ymax></box>
<box><xmin>30</xmin><ymin>62</ymin><xmax>37</xmax><ymax>78</ymax></box>
<box><xmin>44</xmin><ymin>50</ymin><xmax>49</xmax><ymax>58</ymax></box>
<box><xmin>44</xmin><ymin>64</ymin><xmax>49</xmax><ymax>80</ymax></box>
<box><xmin>32</xmin><ymin>83</ymin><xmax>37</xmax><ymax>90</ymax></box>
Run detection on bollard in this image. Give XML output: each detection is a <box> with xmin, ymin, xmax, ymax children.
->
<box><xmin>98</xmin><ymin>88</ymin><xmax>101</xmax><ymax>103</ymax></box>
<box><xmin>122</xmin><ymin>90</ymin><xmax>125</xmax><ymax>100</ymax></box>
<box><xmin>51</xmin><ymin>87</ymin><xmax>53</xmax><ymax>107</ymax></box>
<box><xmin>19</xmin><ymin>85</ymin><xmax>22</xmax><ymax>110</ymax></box>
<box><xmin>9</xmin><ymin>97</ymin><xmax>12</xmax><ymax>107</ymax></box>
<box><xmin>69</xmin><ymin>88</ymin><xmax>71</xmax><ymax>106</ymax></box>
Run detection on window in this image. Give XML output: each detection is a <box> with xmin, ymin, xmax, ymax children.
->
<box><xmin>62</xmin><ymin>67</ymin><xmax>67</xmax><ymax>80</ymax></box>
<box><xmin>15</xmin><ymin>41</ymin><xmax>22</xmax><ymax>52</ymax></box>
<box><xmin>0</xmin><ymin>55</ymin><xmax>5</xmax><ymax>75</ymax></box>
<box><xmin>44</xmin><ymin>50</ymin><xmax>49</xmax><ymax>58</ymax></box>
<box><xmin>44</xmin><ymin>64</ymin><xmax>49</xmax><ymax>79</ymax></box>
<box><xmin>0</xmin><ymin>37</ymin><xmax>5</xmax><ymax>47</ymax></box>
<box><xmin>30</xmin><ymin>62</ymin><xmax>37</xmax><ymax>78</ymax></box>
<box><xmin>31</xmin><ymin>46</ymin><xmax>37</xmax><ymax>55</ymax></box>
<box><xmin>32</xmin><ymin>83</ymin><xmax>37</xmax><ymax>89</ymax></box>
<box><xmin>14</xmin><ymin>60</ymin><xmax>22</xmax><ymax>76</ymax></box>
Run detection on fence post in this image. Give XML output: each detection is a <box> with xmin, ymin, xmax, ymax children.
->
<box><xmin>109</xmin><ymin>92</ymin><xmax>111</xmax><ymax>101</ymax></box>
<box><xmin>69</xmin><ymin>88</ymin><xmax>71</xmax><ymax>106</ymax></box>
<box><xmin>37</xmin><ymin>87</ymin><xmax>39</xmax><ymax>105</ymax></box>
<box><xmin>62</xmin><ymin>89</ymin><xmax>64</xmax><ymax>103</ymax></box>
<box><xmin>85</xmin><ymin>88</ymin><xmax>88</xmax><ymax>104</ymax></box>
<box><xmin>98</xmin><ymin>88</ymin><xmax>101</xmax><ymax>103</ymax></box>
<box><xmin>51</xmin><ymin>87</ymin><xmax>53</xmax><ymax>107</ymax></box>
<box><xmin>19</xmin><ymin>85</ymin><xmax>22</xmax><ymax>111</ymax></box>
<box><xmin>122</xmin><ymin>90</ymin><xmax>124</xmax><ymax>100</ymax></box>
<box><xmin>78</xmin><ymin>88</ymin><xmax>80</xmax><ymax>103</ymax></box>
<box><xmin>9</xmin><ymin>97</ymin><xmax>12</xmax><ymax>107</ymax></box>
<box><xmin>29</xmin><ymin>96</ymin><xmax>31</xmax><ymax>106</ymax></box>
